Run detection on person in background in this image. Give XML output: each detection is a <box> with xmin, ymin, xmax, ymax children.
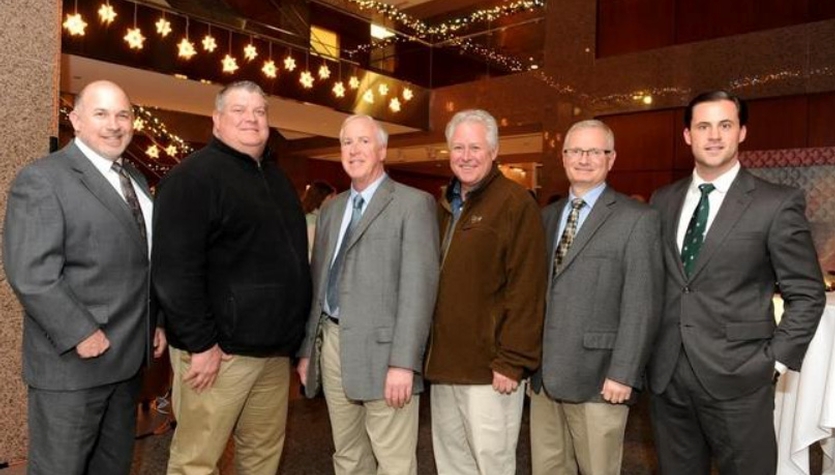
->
<box><xmin>530</xmin><ymin>119</ymin><xmax>663</xmax><ymax>475</ymax></box>
<box><xmin>153</xmin><ymin>80</ymin><xmax>311</xmax><ymax>475</ymax></box>
<box><xmin>425</xmin><ymin>109</ymin><xmax>547</xmax><ymax>475</ymax></box>
<box><xmin>3</xmin><ymin>79</ymin><xmax>166</xmax><ymax>475</ymax></box>
<box><xmin>648</xmin><ymin>90</ymin><xmax>826</xmax><ymax>475</ymax></box>
<box><xmin>302</xmin><ymin>180</ymin><xmax>337</xmax><ymax>258</ymax></box>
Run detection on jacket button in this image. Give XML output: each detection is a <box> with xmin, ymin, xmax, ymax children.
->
<box><xmin>683</xmin><ymin>286</ymin><xmax>691</xmax><ymax>293</ymax></box>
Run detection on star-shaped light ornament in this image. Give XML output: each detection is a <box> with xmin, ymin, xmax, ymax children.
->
<box><xmin>363</xmin><ymin>90</ymin><xmax>374</xmax><ymax>104</ymax></box>
<box><xmin>262</xmin><ymin>60</ymin><xmax>278</xmax><ymax>79</ymax></box>
<box><xmin>332</xmin><ymin>81</ymin><xmax>346</xmax><ymax>98</ymax></box>
<box><xmin>202</xmin><ymin>35</ymin><xmax>217</xmax><ymax>52</ymax></box>
<box><xmin>155</xmin><ymin>18</ymin><xmax>172</xmax><ymax>37</ymax></box>
<box><xmin>318</xmin><ymin>64</ymin><xmax>331</xmax><ymax>80</ymax></box>
<box><xmin>299</xmin><ymin>71</ymin><xmax>314</xmax><ymax>89</ymax></box>
<box><xmin>124</xmin><ymin>27</ymin><xmax>146</xmax><ymax>49</ymax></box>
<box><xmin>63</xmin><ymin>13</ymin><xmax>88</xmax><ymax>36</ymax></box>
<box><xmin>178</xmin><ymin>38</ymin><xmax>196</xmax><ymax>59</ymax></box>
<box><xmin>378</xmin><ymin>83</ymin><xmax>389</xmax><ymax>96</ymax></box>
<box><xmin>283</xmin><ymin>55</ymin><xmax>297</xmax><ymax>72</ymax></box>
<box><xmin>389</xmin><ymin>97</ymin><xmax>401</xmax><ymax>112</ymax></box>
<box><xmin>244</xmin><ymin>44</ymin><xmax>258</xmax><ymax>61</ymax></box>
<box><xmin>402</xmin><ymin>88</ymin><xmax>414</xmax><ymax>101</ymax></box>
<box><xmin>133</xmin><ymin>118</ymin><xmax>145</xmax><ymax>131</ymax></box>
<box><xmin>165</xmin><ymin>145</ymin><xmax>178</xmax><ymax>157</ymax></box>
<box><xmin>146</xmin><ymin>145</ymin><xmax>160</xmax><ymax>159</ymax></box>
<box><xmin>349</xmin><ymin>76</ymin><xmax>360</xmax><ymax>89</ymax></box>
<box><xmin>98</xmin><ymin>4</ymin><xmax>117</xmax><ymax>24</ymax></box>
<box><xmin>222</xmin><ymin>54</ymin><xmax>239</xmax><ymax>74</ymax></box>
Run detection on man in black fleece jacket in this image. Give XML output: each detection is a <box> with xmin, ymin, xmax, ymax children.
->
<box><xmin>153</xmin><ymin>80</ymin><xmax>311</xmax><ymax>475</ymax></box>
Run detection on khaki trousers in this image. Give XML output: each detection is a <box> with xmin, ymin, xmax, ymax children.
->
<box><xmin>529</xmin><ymin>389</ymin><xmax>629</xmax><ymax>475</ymax></box>
<box><xmin>431</xmin><ymin>382</ymin><xmax>525</xmax><ymax>475</ymax></box>
<box><xmin>167</xmin><ymin>347</ymin><xmax>290</xmax><ymax>475</ymax></box>
<box><xmin>321</xmin><ymin>320</ymin><xmax>419</xmax><ymax>475</ymax></box>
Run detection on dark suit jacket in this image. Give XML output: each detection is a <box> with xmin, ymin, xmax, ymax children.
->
<box><xmin>299</xmin><ymin>177</ymin><xmax>440</xmax><ymax>401</ymax></box>
<box><xmin>3</xmin><ymin>141</ymin><xmax>155</xmax><ymax>390</ymax></box>
<box><xmin>648</xmin><ymin>168</ymin><xmax>826</xmax><ymax>400</ymax></box>
<box><xmin>534</xmin><ymin>187</ymin><xmax>663</xmax><ymax>403</ymax></box>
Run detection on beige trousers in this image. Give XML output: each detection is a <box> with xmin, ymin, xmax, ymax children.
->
<box><xmin>167</xmin><ymin>347</ymin><xmax>290</xmax><ymax>475</ymax></box>
<box><xmin>529</xmin><ymin>389</ymin><xmax>629</xmax><ymax>475</ymax></box>
<box><xmin>321</xmin><ymin>320</ymin><xmax>419</xmax><ymax>475</ymax></box>
<box><xmin>431</xmin><ymin>382</ymin><xmax>525</xmax><ymax>475</ymax></box>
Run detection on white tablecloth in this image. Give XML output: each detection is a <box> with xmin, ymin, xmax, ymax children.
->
<box><xmin>775</xmin><ymin>293</ymin><xmax>835</xmax><ymax>475</ymax></box>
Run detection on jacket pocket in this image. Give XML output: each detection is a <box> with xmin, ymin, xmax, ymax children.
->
<box><xmin>725</xmin><ymin>320</ymin><xmax>775</xmax><ymax>341</ymax></box>
<box><xmin>583</xmin><ymin>331</ymin><xmax>617</xmax><ymax>349</ymax></box>
<box><xmin>375</xmin><ymin>327</ymin><xmax>394</xmax><ymax>343</ymax></box>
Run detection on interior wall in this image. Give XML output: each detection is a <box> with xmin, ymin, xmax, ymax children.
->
<box><xmin>0</xmin><ymin>0</ymin><xmax>62</xmax><ymax>464</ymax></box>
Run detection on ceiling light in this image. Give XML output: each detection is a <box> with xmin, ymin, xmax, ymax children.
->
<box><xmin>178</xmin><ymin>38</ymin><xmax>196</xmax><ymax>59</ymax></box>
<box><xmin>262</xmin><ymin>59</ymin><xmax>277</xmax><ymax>78</ymax></box>
<box><xmin>300</xmin><ymin>71</ymin><xmax>314</xmax><ymax>89</ymax></box>
<box><xmin>124</xmin><ymin>28</ymin><xmax>146</xmax><ymax>49</ymax></box>
<box><xmin>318</xmin><ymin>64</ymin><xmax>331</xmax><ymax>80</ymax></box>
<box><xmin>244</xmin><ymin>43</ymin><xmax>258</xmax><ymax>61</ymax></box>
<box><xmin>202</xmin><ymin>34</ymin><xmax>217</xmax><ymax>52</ymax></box>
<box><xmin>332</xmin><ymin>81</ymin><xmax>346</xmax><ymax>98</ymax></box>
<box><xmin>63</xmin><ymin>13</ymin><xmax>87</xmax><ymax>36</ymax></box>
<box><xmin>370</xmin><ymin>24</ymin><xmax>395</xmax><ymax>40</ymax></box>
<box><xmin>222</xmin><ymin>54</ymin><xmax>239</xmax><ymax>73</ymax></box>
<box><xmin>155</xmin><ymin>18</ymin><xmax>172</xmax><ymax>37</ymax></box>
<box><xmin>98</xmin><ymin>4</ymin><xmax>116</xmax><ymax>24</ymax></box>
<box><xmin>284</xmin><ymin>55</ymin><xmax>297</xmax><ymax>72</ymax></box>
<box><xmin>389</xmin><ymin>98</ymin><xmax>401</xmax><ymax>112</ymax></box>
<box><xmin>402</xmin><ymin>88</ymin><xmax>413</xmax><ymax>101</ymax></box>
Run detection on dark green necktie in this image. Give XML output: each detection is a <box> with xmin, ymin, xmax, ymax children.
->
<box><xmin>681</xmin><ymin>183</ymin><xmax>715</xmax><ymax>277</ymax></box>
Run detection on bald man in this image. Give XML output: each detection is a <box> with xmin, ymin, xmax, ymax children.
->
<box><xmin>4</xmin><ymin>80</ymin><xmax>166</xmax><ymax>475</ymax></box>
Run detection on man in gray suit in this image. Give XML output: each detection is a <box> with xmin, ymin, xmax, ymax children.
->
<box><xmin>297</xmin><ymin>114</ymin><xmax>439</xmax><ymax>475</ymax></box>
<box><xmin>3</xmin><ymin>80</ymin><xmax>166</xmax><ymax>475</ymax></box>
<box><xmin>530</xmin><ymin>120</ymin><xmax>663</xmax><ymax>475</ymax></box>
<box><xmin>648</xmin><ymin>91</ymin><xmax>826</xmax><ymax>475</ymax></box>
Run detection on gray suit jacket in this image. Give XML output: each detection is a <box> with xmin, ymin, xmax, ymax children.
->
<box><xmin>534</xmin><ymin>187</ymin><xmax>663</xmax><ymax>403</ymax></box>
<box><xmin>648</xmin><ymin>168</ymin><xmax>826</xmax><ymax>400</ymax></box>
<box><xmin>3</xmin><ymin>141</ymin><xmax>154</xmax><ymax>390</ymax></box>
<box><xmin>298</xmin><ymin>176</ymin><xmax>440</xmax><ymax>401</ymax></box>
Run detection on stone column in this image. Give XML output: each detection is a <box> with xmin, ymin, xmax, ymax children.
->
<box><xmin>0</xmin><ymin>0</ymin><xmax>61</xmax><ymax>464</ymax></box>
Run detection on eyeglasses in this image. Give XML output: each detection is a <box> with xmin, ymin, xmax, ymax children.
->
<box><xmin>563</xmin><ymin>148</ymin><xmax>612</xmax><ymax>159</ymax></box>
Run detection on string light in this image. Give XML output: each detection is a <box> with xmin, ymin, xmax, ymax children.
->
<box><xmin>133</xmin><ymin>118</ymin><xmax>145</xmax><ymax>131</ymax></box>
<box><xmin>124</xmin><ymin>3</ymin><xmax>145</xmax><ymax>49</ymax></box>
<box><xmin>98</xmin><ymin>3</ymin><xmax>117</xmax><ymax>24</ymax></box>
<box><xmin>363</xmin><ymin>90</ymin><xmax>374</xmax><ymax>104</ymax></box>
<box><xmin>300</xmin><ymin>52</ymin><xmax>314</xmax><ymax>88</ymax></box>
<box><xmin>349</xmin><ymin>76</ymin><xmax>360</xmax><ymax>89</ymax></box>
<box><xmin>283</xmin><ymin>52</ymin><xmax>297</xmax><ymax>72</ymax></box>
<box><xmin>155</xmin><ymin>16</ymin><xmax>172</xmax><ymax>37</ymax></box>
<box><xmin>244</xmin><ymin>39</ymin><xmax>258</xmax><ymax>61</ymax></box>
<box><xmin>262</xmin><ymin>43</ymin><xmax>277</xmax><ymax>78</ymax></box>
<box><xmin>332</xmin><ymin>81</ymin><xmax>346</xmax><ymax>98</ymax></box>
<box><xmin>378</xmin><ymin>83</ymin><xmax>389</xmax><ymax>96</ymax></box>
<box><xmin>165</xmin><ymin>145</ymin><xmax>178</xmax><ymax>156</ymax></box>
<box><xmin>318</xmin><ymin>63</ymin><xmax>331</xmax><ymax>80</ymax></box>
<box><xmin>177</xmin><ymin>18</ymin><xmax>196</xmax><ymax>59</ymax></box>
<box><xmin>389</xmin><ymin>97</ymin><xmax>401</xmax><ymax>112</ymax></box>
<box><xmin>146</xmin><ymin>144</ymin><xmax>160</xmax><ymax>159</ymax></box>
<box><xmin>402</xmin><ymin>88</ymin><xmax>413</xmax><ymax>101</ymax></box>
<box><xmin>63</xmin><ymin>0</ymin><xmax>87</xmax><ymax>36</ymax></box>
<box><xmin>222</xmin><ymin>32</ymin><xmax>239</xmax><ymax>73</ymax></box>
<box><xmin>202</xmin><ymin>25</ymin><xmax>217</xmax><ymax>52</ymax></box>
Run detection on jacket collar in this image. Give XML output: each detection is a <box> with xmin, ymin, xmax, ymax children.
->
<box><xmin>210</xmin><ymin>136</ymin><xmax>270</xmax><ymax>167</ymax></box>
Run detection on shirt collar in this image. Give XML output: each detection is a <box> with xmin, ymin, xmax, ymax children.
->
<box><xmin>569</xmin><ymin>182</ymin><xmax>607</xmax><ymax>209</ymax></box>
<box><xmin>74</xmin><ymin>138</ymin><xmax>120</xmax><ymax>176</ymax></box>
<box><xmin>351</xmin><ymin>172</ymin><xmax>387</xmax><ymax>206</ymax></box>
<box><xmin>692</xmin><ymin>161</ymin><xmax>740</xmax><ymax>194</ymax></box>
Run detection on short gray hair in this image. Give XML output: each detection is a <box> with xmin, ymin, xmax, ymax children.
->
<box><xmin>564</xmin><ymin>119</ymin><xmax>615</xmax><ymax>150</ymax></box>
<box><xmin>445</xmin><ymin>109</ymin><xmax>499</xmax><ymax>152</ymax></box>
<box><xmin>215</xmin><ymin>81</ymin><xmax>267</xmax><ymax>111</ymax></box>
<box><xmin>339</xmin><ymin>114</ymin><xmax>388</xmax><ymax>147</ymax></box>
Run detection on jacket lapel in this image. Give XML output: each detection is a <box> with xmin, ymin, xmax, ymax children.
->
<box><xmin>554</xmin><ymin>187</ymin><xmax>616</xmax><ymax>276</ymax></box>
<box><xmin>345</xmin><ymin>177</ymin><xmax>394</xmax><ymax>250</ymax></box>
<box><xmin>66</xmin><ymin>143</ymin><xmax>147</xmax><ymax>252</ymax></box>
<box><xmin>544</xmin><ymin>198</ymin><xmax>567</xmax><ymax>287</ymax></box>
<box><xmin>664</xmin><ymin>179</ymin><xmax>690</xmax><ymax>282</ymax></box>
<box><xmin>687</xmin><ymin>170</ymin><xmax>755</xmax><ymax>281</ymax></box>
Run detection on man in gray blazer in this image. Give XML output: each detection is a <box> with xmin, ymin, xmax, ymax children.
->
<box><xmin>3</xmin><ymin>80</ymin><xmax>166</xmax><ymax>475</ymax></box>
<box><xmin>297</xmin><ymin>114</ymin><xmax>439</xmax><ymax>475</ymax></box>
<box><xmin>648</xmin><ymin>91</ymin><xmax>826</xmax><ymax>475</ymax></box>
<box><xmin>530</xmin><ymin>120</ymin><xmax>663</xmax><ymax>475</ymax></box>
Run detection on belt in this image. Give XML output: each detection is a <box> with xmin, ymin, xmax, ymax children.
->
<box><xmin>322</xmin><ymin>312</ymin><xmax>339</xmax><ymax>325</ymax></box>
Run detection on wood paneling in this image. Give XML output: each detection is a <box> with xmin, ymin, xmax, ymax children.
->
<box><xmin>603</xmin><ymin>110</ymin><xmax>677</xmax><ymax>171</ymax></box>
<box><xmin>808</xmin><ymin>92</ymin><xmax>835</xmax><ymax>147</ymax></box>
<box><xmin>743</xmin><ymin>96</ymin><xmax>808</xmax><ymax>151</ymax></box>
<box><xmin>607</xmin><ymin>170</ymin><xmax>677</xmax><ymax>200</ymax></box>
<box><xmin>597</xmin><ymin>0</ymin><xmax>675</xmax><ymax>58</ymax></box>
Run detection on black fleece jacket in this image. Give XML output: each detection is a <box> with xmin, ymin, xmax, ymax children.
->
<box><xmin>152</xmin><ymin>137</ymin><xmax>312</xmax><ymax>357</ymax></box>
